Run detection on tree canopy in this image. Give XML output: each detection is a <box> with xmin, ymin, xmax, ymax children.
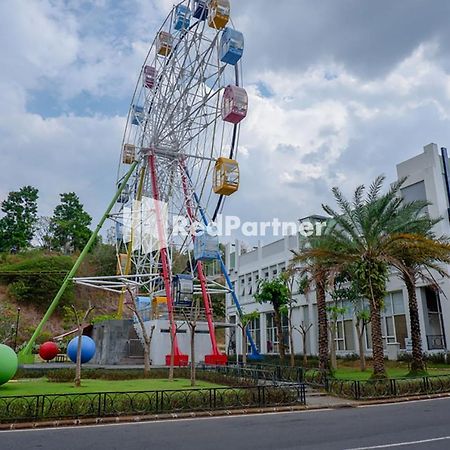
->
<box><xmin>0</xmin><ymin>186</ymin><xmax>39</xmax><ymax>252</ymax></box>
<box><xmin>50</xmin><ymin>193</ymin><xmax>92</xmax><ymax>253</ymax></box>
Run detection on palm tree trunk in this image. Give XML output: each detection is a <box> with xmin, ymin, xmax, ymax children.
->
<box><xmin>274</xmin><ymin>309</ymin><xmax>285</xmax><ymax>362</ymax></box>
<box><xmin>370</xmin><ymin>303</ymin><xmax>386</xmax><ymax>377</ymax></box>
<box><xmin>316</xmin><ymin>277</ymin><xmax>329</xmax><ymax>372</ymax></box>
<box><xmin>404</xmin><ymin>273</ymin><xmax>425</xmax><ymax>373</ymax></box>
<box><xmin>329</xmin><ymin>323</ymin><xmax>337</xmax><ymax>370</ymax></box>
<box><xmin>356</xmin><ymin>323</ymin><xmax>366</xmax><ymax>372</ymax></box>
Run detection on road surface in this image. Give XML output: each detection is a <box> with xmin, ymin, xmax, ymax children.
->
<box><xmin>2</xmin><ymin>397</ymin><xmax>450</xmax><ymax>449</ymax></box>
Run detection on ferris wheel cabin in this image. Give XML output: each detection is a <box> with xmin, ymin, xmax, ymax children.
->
<box><xmin>220</xmin><ymin>28</ymin><xmax>244</xmax><ymax>65</ymax></box>
<box><xmin>222</xmin><ymin>85</ymin><xmax>248</xmax><ymax>124</ymax></box>
<box><xmin>131</xmin><ymin>105</ymin><xmax>144</xmax><ymax>126</ymax></box>
<box><xmin>174</xmin><ymin>5</ymin><xmax>191</xmax><ymax>30</ymax></box>
<box><xmin>194</xmin><ymin>232</ymin><xmax>220</xmax><ymax>261</ymax></box>
<box><xmin>172</xmin><ymin>274</ymin><xmax>194</xmax><ymax>306</ymax></box>
<box><xmin>156</xmin><ymin>31</ymin><xmax>173</xmax><ymax>56</ymax></box>
<box><xmin>213</xmin><ymin>157</ymin><xmax>240</xmax><ymax>195</ymax></box>
<box><xmin>122</xmin><ymin>144</ymin><xmax>136</xmax><ymax>164</ymax></box>
<box><xmin>143</xmin><ymin>65</ymin><xmax>157</xmax><ymax>89</ymax></box>
<box><xmin>208</xmin><ymin>0</ymin><xmax>230</xmax><ymax>30</ymax></box>
<box><xmin>193</xmin><ymin>0</ymin><xmax>208</xmax><ymax>20</ymax></box>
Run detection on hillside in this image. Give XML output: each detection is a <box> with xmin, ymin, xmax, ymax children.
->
<box><xmin>0</xmin><ymin>247</ymin><xmax>121</xmax><ymax>348</ymax></box>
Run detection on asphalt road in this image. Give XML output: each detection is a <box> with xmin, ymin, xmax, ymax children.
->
<box><xmin>2</xmin><ymin>397</ymin><xmax>450</xmax><ymax>450</ymax></box>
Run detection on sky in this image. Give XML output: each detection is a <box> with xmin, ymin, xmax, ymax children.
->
<box><xmin>2</xmin><ymin>0</ymin><xmax>450</xmax><ymax>244</ymax></box>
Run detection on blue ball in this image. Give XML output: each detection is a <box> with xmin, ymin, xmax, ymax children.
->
<box><xmin>67</xmin><ymin>336</ymin><xmax>96</xmax><ymax>364</ymax></box>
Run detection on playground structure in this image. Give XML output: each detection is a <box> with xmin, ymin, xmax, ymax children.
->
<box><xmin>18</xmin><ymin>0</ymin><xmax>261</xmax><ymax>366</ymax></box>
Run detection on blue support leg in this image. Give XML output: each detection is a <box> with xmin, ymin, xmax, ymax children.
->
<box><xmin>182</xmin><ymin>166</ymin><xmax>261</xmax><ymax>361</ymax></box>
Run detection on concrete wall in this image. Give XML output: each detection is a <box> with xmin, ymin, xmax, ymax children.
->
<box><xmin>91</xmin><ymin>319</ymin><xmax>135</xmax><ymax>365</ymax></box>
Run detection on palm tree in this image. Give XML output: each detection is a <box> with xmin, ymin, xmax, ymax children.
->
<box><xmin>392</xmin><ymin>233</ymin><xmax>450</xmax><ymax>373</ymax></box>
<box><xmin>299</xmin><ymin>176</ymin><xmax>446</xmax><ymax>378</ymax></box>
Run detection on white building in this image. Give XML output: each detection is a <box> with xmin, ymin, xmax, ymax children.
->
<box><xmin>224</xmin><ymin>143</ymin><xmax>450</xmax><ymax>360</ymax></box>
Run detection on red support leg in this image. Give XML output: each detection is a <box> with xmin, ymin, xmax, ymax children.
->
<box><xmin>148</xmin><ymin>153</ymin><xmax>188</xmax><ymax>366</ymax></box>
<box><xmin>180</xmin><ymin>161</ymin><xmax>227</xmax><ymax>365</ymax></box>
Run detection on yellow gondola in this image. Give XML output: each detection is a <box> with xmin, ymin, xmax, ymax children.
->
<box><xmin>122</xmin><ymin>144</ymin><xmax>136</xmax><ymax>164</ymax></box>
<box><xmin>213</xmin><ymin>157</ymin><xmax>239</xmax><ymax>195</ymax></box>
<box><xmin>208</xmin><ymin>0</ymin><xmax>230</xmax><ymax>30</ymax></box>
<box><xmin>157</xmin><ymin>31</ymin><xmax>173</xmax><ymax>56</ymax></box>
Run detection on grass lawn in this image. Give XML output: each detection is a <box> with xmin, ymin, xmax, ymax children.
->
<box><xmin>0</xmin><ymin>378</ymin><xmax>224</xmax><ymax>397</ymax></box>
<box><xmin>331</xmin><ymin>365</ymin><xmax>450</xmax><ymax>380</ymax></box>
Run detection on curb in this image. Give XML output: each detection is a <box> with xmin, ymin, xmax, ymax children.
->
<box><xmin>0</xmin><ymin>406</ymin><xmax>310</xmax><ymax>431</ymax></box>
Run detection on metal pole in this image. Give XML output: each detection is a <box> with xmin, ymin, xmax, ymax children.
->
<box><xmin>13</xmin><ymin>307</ymin><xmax>20</xmax><ymax>352</ymax></box>
<box><xmin>19</xmin><ymin>160</ymin><xmax>139</xmax><ymax>363</ymax></box>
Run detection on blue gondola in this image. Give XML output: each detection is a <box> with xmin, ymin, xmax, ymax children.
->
<box><xmin>193</xmin><ymin>0</ymin><xmax>208</xmax><ymax>20</ymax></box>
<box><xmin>172</xmin><ymin>274</ymin><xmax>194</xmax><ymax>306</ymax></box>
<box><xmin>220</xmin><ymin>28</ymin><xmax>244</xmax><ymax>65</ymax></box>
<box><xmin>131</xmin><ymin>105</ymin><xmax>144</xmax><ymax>126</ymax></box>
<box><xmin>194</xmin><ymin>232</ymin><xmax>219</xmax><ymax>261</ymax></box>
<box><xmin>174</xmin><ymin>4</ymin><xmax>191</xmax><ymax>30</ymax></box>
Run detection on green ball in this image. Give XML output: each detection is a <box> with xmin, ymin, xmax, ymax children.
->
<box><xmin>0</xmin><ymin>345</ymin><xmax>18</xmax><ymax>386</ymax></box>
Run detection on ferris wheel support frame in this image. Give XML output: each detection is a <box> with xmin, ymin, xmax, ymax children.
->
<box><xmin>18</xmin><ymin>160</ymin><xmax>140</xmax><ymax>364</ymax></box>
<box><xmin>148</xmin><ymin>152</ymin><xmax>188</xmax><ymax>366</ymax></box>
<box><xmin>184</xmin><ymin>168</ymin><xmax>261</xmax><ymax>360</ymax></box>
<box><xmin>117</xmin><ymin>166</ymin><xmax>147</xmax><ymax>318</ymax></box>
<box><xmin>180</xmin><ymin>161</ymin><xmax>227</xmax><ymax>365</ymax></box>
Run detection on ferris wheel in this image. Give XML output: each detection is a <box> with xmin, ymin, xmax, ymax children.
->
<box><xmin>110</xmin><ymin>0</ymin><xmax>259</xmax><ymax>366</ymax></box>
<box><xmin>20</xmin><ymin>0</ymin><xmax>261</xmax><ymax>366</ymax></box>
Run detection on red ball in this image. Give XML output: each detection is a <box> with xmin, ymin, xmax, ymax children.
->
<box><xmin>39</xmin><ymin>342</ymin><xmax>59</xmax><ymax>361</ymax></box>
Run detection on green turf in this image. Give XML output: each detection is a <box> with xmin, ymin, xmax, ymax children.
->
<box><xmin>0</xmin><ymin>378</ymin><xmax>224</xmax><ymax>397</ymax></box>
<box><xmin>332</xmin><ymin>367</ymin><xmax>450</xmax><ymax>380</ymax></box>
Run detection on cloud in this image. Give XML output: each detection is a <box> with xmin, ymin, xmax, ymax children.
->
<box><xmin>2</xmin><ymin>0</ymin><xmax>450</xmax><ymax>248</ymax></box>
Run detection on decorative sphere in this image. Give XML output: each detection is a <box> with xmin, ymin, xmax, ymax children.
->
<box><xmin>0</xmin><ymin>344</ymin><xmax>18</xmax><ymax>386</ymax></box>
<box><xmin>67</xmin><ymin>336</ymin><xmax>96</xmax><ymax>364</ymax></box>
<box><xmin>39</xmin><ymin>342</ymin><xmax>59</xmax><ymax>361</ymax></box>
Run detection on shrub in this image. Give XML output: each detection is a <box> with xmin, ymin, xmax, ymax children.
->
<box><xmin>0</xmin><ymin>255</ymin><xmax>74</xmax><ymax>308</ymax></box>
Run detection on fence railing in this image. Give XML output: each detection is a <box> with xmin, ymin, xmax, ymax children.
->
<box><xmin>199</xmin><ymin>362</ymin><xmax>329</xmax><ymax>387</ymax></box>
<box><xmin>327</xmin><ymin>374</ymin><xmax>450</xmax><ymax>400</ymax></box>
<box><xmin>0</xmin><ymin>384</ymin><xmax>306</xmax><ymax>423</ymax></box>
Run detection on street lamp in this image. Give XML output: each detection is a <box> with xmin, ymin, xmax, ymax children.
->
<box><xmin>13</xmin><ymin>307</ymin><xmax>21</xmax><ymax>352</ymax></box>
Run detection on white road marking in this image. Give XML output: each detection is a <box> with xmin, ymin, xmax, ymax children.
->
<box><xmin>345</xmin><ymin>435</ymin><xmax>450</xmax><ymax>449</ymax></box>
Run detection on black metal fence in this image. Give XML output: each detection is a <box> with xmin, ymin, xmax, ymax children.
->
<box><xmin>327</xmin><ymin>374</ymin><xmax>450</xmax><ymax>400</ymax></box>
<box><xmin>0</xmin><ymin>384</ymin><xmax>306</xmax><ymax>423</ymax></box>
<box><xmin>199</xmin><ymin>363</ymin><xmax>328</xmax><ymax>388</ymax></box>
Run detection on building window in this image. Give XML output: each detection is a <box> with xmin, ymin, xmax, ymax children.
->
<box><xmin>331</xmin><ymin>301</ymin><xmax>355</xmax><ymax>352</ymax></box>
<box><xmin>423</xmin><ymin>286</ymin><xmax>446</xmax><ymax>350</ymax></box>
<box><xmin>266</xmin><ymin>312</ymin><xmax>289</xmax><ymax>354</ymax></box>
<box><xmin>365</xmin><ymin>291</ymin><xmax>407</xmax><ymax>350</ymax></box>
<box><xmin>247</xmin><ymin>275</ymin><xmax>252</xmax><ymax>296</ymax></box>
<box><xmin>247</xmin><ymin>317</ymin><xmax>261</xmax><ymax>353</ymax></box>
<box><xmin>228</xmin><ymin>315</ymin><xmax>236</xmax><ymax>355</ymax></box>
<box><xmin>239</xmin><ymin>277</ymin><xmax>245</xmax><ymax>296</ymax></box>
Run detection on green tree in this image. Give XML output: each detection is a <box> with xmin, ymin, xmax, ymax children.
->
<box><xmin>300</xmin><ymin>176</ymin><xmax>447</xmax><ymax>378</ymax></box>
<box><xmin>0</xmin><ymin>186</ymin><xmax>39</xmax><ymax>252</ymax></box>
<box><xmin>254</xmin><ymin>277</ymin><xmax>290</xmax><ymax>362</ymax></box>
<box><xmin>50</xmin><ymin>193</ymin><xmax>92</xmax><ymax>253</ymax></box>
<box><xmin>391</xmin><ymin>231</ymin><xmax>450</xmax><ymax>374</ymax></box>
<box><xmin>331</xmin><ymin>274</ymin><xmax>370</xmax><ymax>372</ymax></box>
